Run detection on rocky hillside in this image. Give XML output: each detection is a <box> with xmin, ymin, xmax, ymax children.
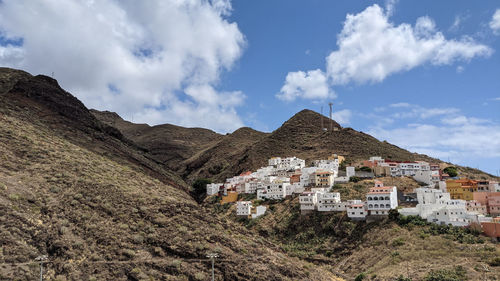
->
<box><xmin>0</xmin><ymin>68</ymin><xmax>340</xmax><ymax>280</ymax></box>
<box><xmin>94</xmin><ymin>108</ymin><xmax>470</xmax><ymax>184</ymax></box>
<box><xmin>208</xmin><ymin>178</ymin><xmax>500</xmax><ymax>280</ymax></box>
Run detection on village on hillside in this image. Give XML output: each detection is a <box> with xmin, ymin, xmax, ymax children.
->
<box><xmin>206</xmin><ymin>155</ymin><xmax>500</xmax><ymax>239</ymax></box>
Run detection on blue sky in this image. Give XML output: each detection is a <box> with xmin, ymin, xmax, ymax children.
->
<box><xmin>0</xmin><ymin>0</ymin><xmax>498</xmax><ymax>174</ymax></box>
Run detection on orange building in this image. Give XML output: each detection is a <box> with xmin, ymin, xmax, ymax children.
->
<box><xmin>290</xmin><ymin>173</ymin><xmax>301</xmax><ymax>184</ymax></box>
<box><xmin>481</xmin><ymin>218</ymin><xmax>500</xmax><ymax>239</ymax></box>
<box><xmin>472</xmin><ymin>192</ymin><xmax>500</xmax><ymax>215</ymax></box>
<box><xmin>446</xmin><ymin>179</ymin><xmax>478</xmax><ymax>200</ymax></box>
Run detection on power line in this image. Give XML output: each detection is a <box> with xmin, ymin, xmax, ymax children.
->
<box><xmin>0</xmin><ymin>257</ymin><xmax>232</xmax><ymax>267</ymax></box>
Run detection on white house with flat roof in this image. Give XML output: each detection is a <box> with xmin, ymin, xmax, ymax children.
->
<box><xmin>251</xmin><ymin>206</ymin><xmax>267</xmax><ymax>219</ymax></box>
<box><xmin>366</xmin><ymin>181</ymin><xmax>398</xmax><ymax>216</ymax></box>
<box><xmin>317</xmin><ymin>192</ymin><xmax>341</xmax><ymax>212</ymax></box>
<box><xmin>347</xmin><ymin>201</ymin><xmax>367</xmax><ymax>220</ymax></box>
<box><xmin>300</xmin><ymin>192</ymin><xmax>318</xmax><ymax>213</ymax></box>
<box><xmin>236</xmin><ymin>201</ymin><xmax>252</xmax><ymax>216</ymax></box>
<box><xmin>207</xmin><ymin>183</ymin><xmax>223</xmax><ymax>196</ymax></box>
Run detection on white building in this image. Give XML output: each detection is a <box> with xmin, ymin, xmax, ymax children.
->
<box><xmin>256</xmin><ymin>189</ymin><xmax>268</xmax><ymax>200</ymax></box>
<box><xmin>236</xmin><ymin>201</ymin><xmax>252</xmax><ymax>216</ymax></box>
<box><xmin>259</xmin><ymin>179</ymin><xmax>289</xmax><ymax>200</ymax></box>
<box><xmin>299</xmin><ymin>192</ymin><xmax>318</xmax><ymax>212</ymax></box>
<box><xmin>299</xmin><ymin>167</ymin><xmax>319</xmax><ymax>187</ymax></box>
<box><xmin>347</xmin><ymin>201</ymin><xmax>367</xmax><ymax>220</ymax></box>
<box><xmin>346</xmin><ymin>166</ymin><xmax>355</xmax><ymax>178</ymax></box>
<box><xmin>312</xmin><ymin>159</ymin><xmax>339</xmax><ymax>175</ymax></box>
<box><xmin>317</xmin><ymin>192</ymin><xmax>341</xmax><ymax>212</ymax></box>
<box><xmin>268</xmin><ymin>157</ymin><xmax>281</xmax><ymax>166</ymax></box>
<box><xmin>251</xmin><ymin>206</ymin><xmax>267</xmax><ymax>219</ymax></box>
<box><xmin>244</xmin><ymin>179</ymin><xmax>260</xmax><ymax>194</ymax></box>
<box><xmin>236</xmin><ymin>201</ymin><xmax>267</xmax><ymax>219</ymax></box>
<box><xmin>398</xmin><ymin>162</ymin><xmax>421</xmax><ymax>176</ymax></box>
<box><xmin>335</xmin><ymin>167</ymin><xmax>355</xmax><ymax>183</ymax></box>
<box><xmin>269</xmin><ymin>156</ymin><xmax>305</xmax><ymax>171</ymax></box>
<box><xmin>399</xmin><ymin>187</ymin><xmax>479</xmax><ymax>227</ymax></box>
<box><xmin>366</xmin><ymin>181</ymin><xmax>398</xmax><ymax>216</ymax></box>
<box><xmin>207</xmin><ymin>183</ymin><xmax>223</xmax><ymax>196</ymax></box>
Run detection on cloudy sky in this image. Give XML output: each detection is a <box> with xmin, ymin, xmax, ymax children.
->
<box><xmin>0</xmin><ymin>0</ymin><xmax>499</xmax><ymax>175</ymax></box>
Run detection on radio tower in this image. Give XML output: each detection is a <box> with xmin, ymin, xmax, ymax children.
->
<box><xmin>329</xmin><ymin>102</ymin><xmax>333</xmax><ymax>131</ymax></box>
<box><xmin>320</xmin><ymin>106</ymin><xmax>324</xmax><ymax>131</ymax></box>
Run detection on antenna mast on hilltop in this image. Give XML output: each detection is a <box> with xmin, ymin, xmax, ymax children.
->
<box><xmin>329</xmin><ymin>102</ymin><xmax>333</xmax><ymax>131</ymax></box>
<box><xmin>320</xmin><ymin>106</ymin><xmax>324</xmax><ymax>131</ymax></box>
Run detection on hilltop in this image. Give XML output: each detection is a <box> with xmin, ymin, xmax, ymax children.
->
<box><xmin>0</xmin><ymin>68</ymin><xmax>339</xmax><ymax>280</ymax></box>
<box><xmin>93</xmin><ymin>107</ymin><xmax>496</xmax><ymax>184</ymax></box>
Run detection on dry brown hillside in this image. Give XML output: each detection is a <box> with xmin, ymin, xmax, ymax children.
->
<box><xmin>94</xmin><ymin>107</ymin><xmax>498</xmax><ymax>184</ymax></box>
<box><xmin>93</xmin><ymin>109</ymin><xmax>443</xmax><ymax>183</ymax></box>
<box><xmin>0</xmin><ymin>68</ymin><xmax>340</xmax><ymax>280</ymax></box>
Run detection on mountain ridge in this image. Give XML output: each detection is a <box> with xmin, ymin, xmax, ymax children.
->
<box><xmin>0</xmin><ymin>67</ymin><xmax>341</xmax><ymax>280</ymax></box>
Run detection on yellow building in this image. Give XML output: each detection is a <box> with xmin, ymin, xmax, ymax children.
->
<box><xmin>313</xmin><ymin>171</ymin><xmax>335</xmax><ymax>188</ymax></box>
<box><xmin>221</xmin><ymin>191</ymin><xmax>238</xmax><ymax>204</ymax></box>
<box><xmin>327</xmin><ymin>153</ymin><xmax>345</xmax><ymax>164</ymax></box>
<box><xmin>446</xmin><ymin>179</ymin><xmax>478</xmax><ymax>200</ymax></box>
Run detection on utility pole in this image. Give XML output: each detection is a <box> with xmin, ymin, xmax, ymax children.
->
<box><xmin>206</xmin><ymin>253</ymin><xmax>219</xmax><ymax>281</ymax></box>
<box><xmin>328</xmin><ymin>102</ymin><xmax>333</xmax><ymax>131</ymax></box>
<box><xmin>320</xmin><ymin>106</ymin><xmax>324</xmax><ymax>131</ymax></box>
<box><xmin>35</xmin><ymin>255</ymin><xmax>48</xmax><ymax>281</ymax></box>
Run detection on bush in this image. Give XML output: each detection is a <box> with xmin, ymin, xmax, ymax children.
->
<box><xmin>349</xmin><ymin>176</ymin><xmax>361</xmax><ymax>183</ymax></box>
<box><xmin>354</xmin><ymin>272</ymin><xmax>366</xmax><ymax>281</ymax></box>
<box><xmin>424</xmin><ymin>266</ymin><xmax>466</xmax><ymax>281</ymax></box>
<box><xmin>443</xmin><ymin>166</ymin><xmax>458</xmax><ymax>177</ymax></box>
<box><xmin>395</xmin><ymin>276</ymin><xmax>412</xmax><ymax>281</ymax></box>
<box><xmin>392</xmin><ymin>237</ymin><xmax>405</xmax><ymax>247</ymax></box>
<box><xmin>489</xmin><ymin>257</ymin><xmax>500</xmax><ymax>266</ymax></box>
<box><xmin>192</xmin><ymin>178</ymin><xmax>212</xmax><ymax>203</ymax></box>
<box><xmin>359</xmin><ymin>166</ymin><xmax>372</xmax><ymax>172</ymax></box>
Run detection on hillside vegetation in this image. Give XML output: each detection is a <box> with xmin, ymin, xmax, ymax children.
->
<box><xmin>0</xmin><ymin>68</ymin><xmax>339</xmax><ymax>280</ymax></box>
<box><xmin>208</xmin><ymin>179</ymin><xmax>500</xmax><ymax>280</ymax></box>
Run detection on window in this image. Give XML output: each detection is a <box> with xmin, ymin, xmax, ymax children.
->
<box><xmin>386</xmin><ymin>204</ymin><xmax>390</xmax><ymax>208</ymax></box>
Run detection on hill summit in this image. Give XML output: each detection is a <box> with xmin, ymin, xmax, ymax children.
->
<box><xmin>94</xmin><ymin>107</ymin><xmax>442</xmax><ymax>183</ymax></box>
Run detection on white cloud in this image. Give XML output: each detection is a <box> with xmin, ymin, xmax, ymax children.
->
<box><xmin>331</xmin><ymin>109</ymin><xmax>352</xmax><ymax>125</ymax></box>
<box><xmin>0</xmin><ymin>0</ymin><xmax>246</xmax><ymax>133</ymax></box>
<box><xmin>277</xmin><ymin>69</ymin><xmax>335</xmax><ymax>101</ymax></box>
<box><xmin>490</xmin><ymin>9</ymin><xmax>500</xmax><ymax>34</ymax></box>
<box><xmin>326</xmin><ymin>5</ymin><xmax>492</xmax><ymax>85</ymax></box>
<box><xmin>389</xmin><ymin>102</ymin><xmax>411</xmax><ymax>108</ymax></box>
<box><xmin>387</xmin><ymin>103</ymin><xmax>459</xmax><ymax>119</ymax></box>
<box><xmin>366</xmin><ymin>104</ymin><xmax>500</xmax><ymax>169</ymax></box>
<box><xmin>368</xmin><ymin>119</ymin><xmax>500</xmax><ymax>162</ymax></box>
<box><xmin>456</xmin><ymin>66</ymin><xmax>465</xmax><ymax>73</ymax></box>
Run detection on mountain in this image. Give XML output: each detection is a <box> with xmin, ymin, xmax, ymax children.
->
<box><xmin>93</xmin><ymin>108</ymin><xmax>443</xmax><ymax>184</ymax></box>
<box><xmin>0</xmin><ymin>68</ymin><xmax>340</xmax><ymax>280</ymax></box>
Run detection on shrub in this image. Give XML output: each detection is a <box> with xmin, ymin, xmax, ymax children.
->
<box><xmin>192</xmin><ymin>178</ymin><xmax>212</xmax><ymax>203</ymax></box>
<box><xmin>392</xmin><ymin>237</ymin><xmax>405</xmax><ymax>247</ymax></box>
<box><xmin>423</xmin><ymin>266</ymin><xmax>466</xmax><ymax>281</ymax></box>
<box><xmin>359</xmin><ymin>166</ymin><xmax>372</xmax><ymax>172</ymax></box>
<box><xmin>349</xmin><ymin>176</ymin><xmax>361</xmax><ymax>183</ymax></box>
<box><xmin>489</xmin><ymin>257</ymin><xmax>500</xmax><ymax>266</ymax></box>
<box><xmin>395</xmin><ymin>276</ymin><xmax>412</xmax><ymax>281</ymax></box>
<box><xmin>443</xmin><ymin>167</ymin><xmax>458</xmax><ymax>177</ymax></box>
<box><xmin>354</xmin><ymin>272</ymin><xmax>366</xmax><ymax>281</ymax></box>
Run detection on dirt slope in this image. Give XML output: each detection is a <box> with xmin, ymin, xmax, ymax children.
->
<box><xmin>0</xmin><ymin>68</ymin><xmax>339</xmax><ymax>280</ymax></box>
